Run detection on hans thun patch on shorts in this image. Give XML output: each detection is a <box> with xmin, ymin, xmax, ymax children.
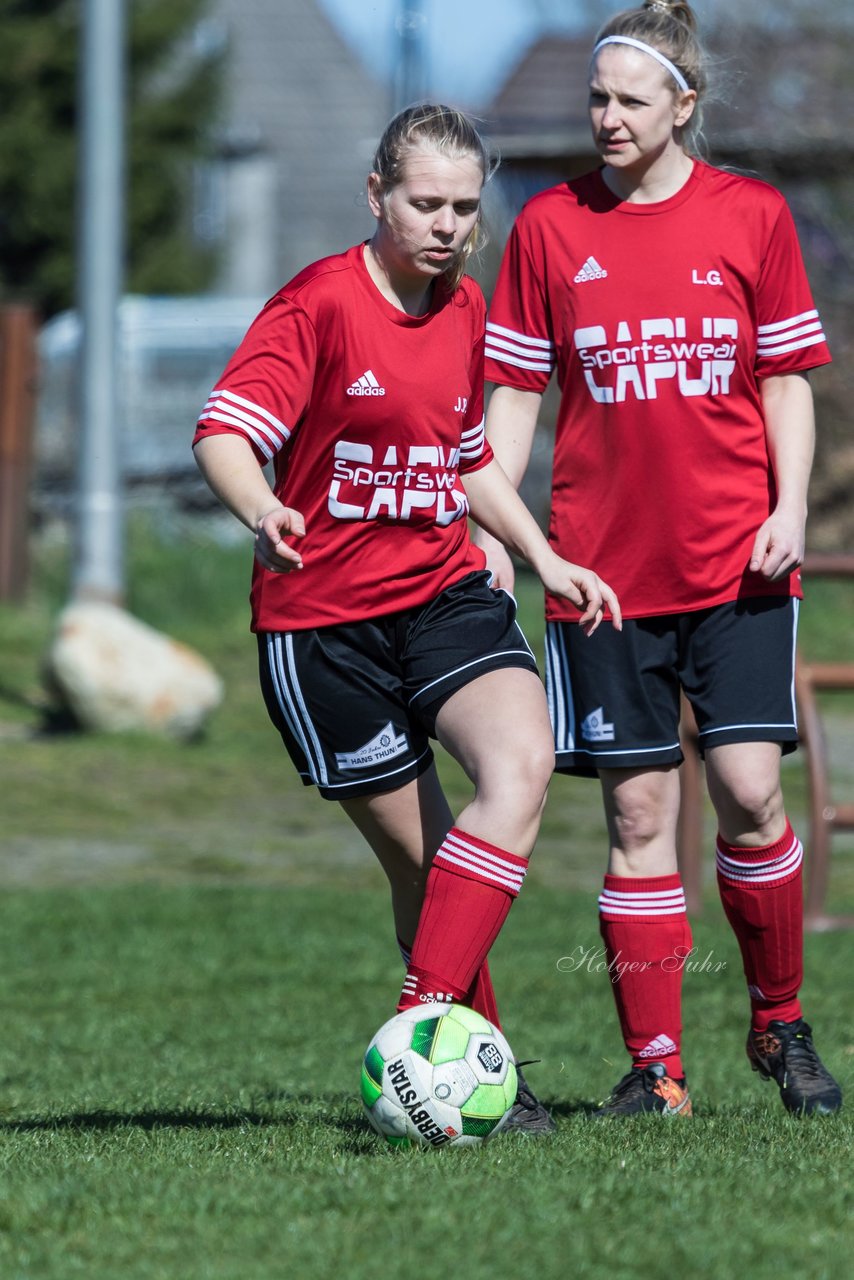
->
<box><xmin>335</xmin><ymin>724</ymin><xmax>409</xmax><ymax>770</ymax></box>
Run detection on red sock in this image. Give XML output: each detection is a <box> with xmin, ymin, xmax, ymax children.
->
<box><xmin>599</xmin><ymin>875</ymin><xmax>691</xmax><ymax>1079</ymax></box>
<box><xmin>397</xmin><ymin>935</ymin><xmax>501</xmax><ymax>1027</ymax></box>
<box><xmin>466</xmin><ymin>961</ymin><xmax>501</xmax><ymax>1028</ymax></box>
<box><xmin>398</xmin><ymin>828</ymin><xmax>527</xmax><ymax>1011</ymax></box>
<box><xmin>716</xmin><ymin>819</ymin><xmax>803</xmax><ymax>1032</ymax></box>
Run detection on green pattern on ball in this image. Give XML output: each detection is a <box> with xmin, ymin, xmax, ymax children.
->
<box><xmin>410</xmin><ymin>1017</ymin><xmax>440</xmax><ymax>1059</ymax></box>
<box><xmin>363</xmin><ymin>1044</ymin><xmax>385</xmax><ymax>1088</ymax></box>
<box><xmin>461</xmin><ymin>1114</ymin><xmax>500</xmax><ymax>1138</ymax></box>
<box><xmin>446</xmin><ymin>1005</ymin><xmax>490</xmax><ymax>1034</ymax></box>
<box><xmin>461</xmin><ymin>1080</ymin><xmax>515</xmax><ymax>1119</ymax></box>
<box><xmin>429</xmin><ymin>1015</ymin><xmax>471</xmax><ymax>1064</ymax></box>
<box><xmin>360</xmin><ymin>1065</ymin><xmax>383</xmax><ymax>1109</ymax></box>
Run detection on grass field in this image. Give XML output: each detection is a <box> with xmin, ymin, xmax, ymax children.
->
<box><xmin>0</xmin><ymin>520</ymin><xmax>852</xmax><ymax>1278</ymax></box>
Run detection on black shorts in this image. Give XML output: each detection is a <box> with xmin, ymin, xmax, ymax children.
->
<box><xmin>545</xmin><ymin>597</ymin><xmax>800</xmax><ymax>776</ymax></box>
<box><xmin>258</xmin><ymin>571</ymin><xmax>538</xmax><ymax>799</ymax></box>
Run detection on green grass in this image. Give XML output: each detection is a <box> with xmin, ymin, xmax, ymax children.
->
<box><xmin>0</xmin><ymin>886</ymin><xmax>850</xmax><ymax>1280</ymax></box>
<box><xmin>0</xmin><ymin>521</ymin><xmax>853</xmax><ymax>1277</ymax></box>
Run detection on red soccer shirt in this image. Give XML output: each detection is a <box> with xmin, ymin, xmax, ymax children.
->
<box><xmin>484</xmin><ymin>161</ymin><xmax>831</xmax><ymax>620</ymax></box>
<box><xmin>193</xmin><ymin>243</ymin><xmax>492</xmax><ymax>630</ymax></box>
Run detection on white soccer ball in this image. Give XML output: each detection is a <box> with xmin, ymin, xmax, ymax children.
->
<box><xmin>360</xmin><ymin>1002</ymin><xmax>517</xmax><ymax>1148</ymax></box>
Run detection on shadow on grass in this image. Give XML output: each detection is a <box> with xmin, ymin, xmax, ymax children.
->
<box><xmin>0</xmin><ymin>1108</ymin><xmax>279</xmax><ymax>1132</ymax></box>
<box><xmin>0</xmin><ymin>677</ymin><xmax>78</xmax><ymax>737</ymax></box>
<box><xmin>0</xmin><ymin>1091</ymin><xmax>373</xmax><ymax>1138</ymax></box>
<box><xmin>548</xmin><ymin>1099</ymin><xmax>601</xmax><ymax>1118</ymax></box>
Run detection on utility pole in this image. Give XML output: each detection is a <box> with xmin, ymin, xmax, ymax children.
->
<box><xmin>393</xmin><ymin>0</ymin><xmax>427</xmax><ymax>114</ymax></box>
<box><xmin>73</xmin><ymin>0</ymin><xmax>127</xmax><ymax>602</ymax></box>
<box><xmin>45</xmin><ymin>0</ymin><xmax>223</xmax><ymax>740</ymax></box>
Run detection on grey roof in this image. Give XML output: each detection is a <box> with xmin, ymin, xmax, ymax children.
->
<box><xmin>483</xmin><ymin>29</ymin><xmax>854</xmax><ymax>169</ymax></box>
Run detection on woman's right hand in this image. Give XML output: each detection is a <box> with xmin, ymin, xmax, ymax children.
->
<box><xmin>255</xmin><ymin>506</ymin><xmax>306</xmax><ymax>573</ymax></box>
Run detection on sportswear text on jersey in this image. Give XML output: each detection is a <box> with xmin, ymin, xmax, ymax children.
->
<box><xmin>328</xmin><ymin>439</ymin><xmax>470</xmax><ymax>525</ymax></box>
<box><xmin>574</xmin><ymin>315</ymin><xmax>737</xmax><ymax>404</ymax></box>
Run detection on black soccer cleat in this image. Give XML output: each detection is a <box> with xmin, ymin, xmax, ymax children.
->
<box><xmin>593</xmin><ymin>1062</ymin><xmax>692</xmax><ymax>1118</ymax></box>
<box><xmin>501</xmin><ymin>1063</ymin><xmax>557</xmax><ymax>1135</ymax></box>
<box><xmin>746</xmin><ymin>1018</ymin><xmax>842</xmax><ymax>1115</ymax></box>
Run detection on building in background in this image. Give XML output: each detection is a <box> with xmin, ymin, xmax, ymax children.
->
<box><xmin>203</xmin><ymin>0</ymin><xmax>387</xmax><ymax>295</ymax></box>
<box><xmin>34</xmin><ymin>0</ymin><xmax>389</xmax><ymax>514</ymax></box>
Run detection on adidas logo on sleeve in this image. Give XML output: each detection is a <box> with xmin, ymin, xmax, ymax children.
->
<box><xmin>574</xmin><ymin>256</ymin><xmax>608</xmax><ymax>283</ymax></box>
<box><xmin>347</xmin><ymin>369</ymin><xmax>386</xmax><ymax>396</ymax></box>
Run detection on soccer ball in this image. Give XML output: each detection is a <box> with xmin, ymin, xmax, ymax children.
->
<box><xmin>360</xmin><ymin>1002</ymin><xmax>517</xmax><ymax>1148</ymax></box>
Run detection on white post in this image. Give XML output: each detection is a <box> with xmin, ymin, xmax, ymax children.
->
<box><xmin>73</xmin><ymin>0</ymin><xmax>126</xmax><ymax>602</ymax></box>
<box><xmin>393</xmin><ymin>0</ymin><xmax>427</xmax><ymax>114</ymax></box>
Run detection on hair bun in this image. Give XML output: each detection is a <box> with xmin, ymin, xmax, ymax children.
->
<box><xmin>642</xmin><ymin>0</ymin><xmax>697</xmax><ymax>29</ymax></box>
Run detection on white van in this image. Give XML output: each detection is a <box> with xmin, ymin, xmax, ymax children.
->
<box><xmin>36</xmin><ymin>295</ymin><xmax>264</xmax><ymax>486</ymax></box>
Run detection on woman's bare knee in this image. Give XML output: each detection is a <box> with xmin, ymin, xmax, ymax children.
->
<box><xmin>600</xmin><ymin>767</ymin><xmax>681</xmax><ymax>860</ymax></box>
<box><xmin>705</xmin><ymin>744</ymin><xmax>785</xmax><ymax>841</ymax></box>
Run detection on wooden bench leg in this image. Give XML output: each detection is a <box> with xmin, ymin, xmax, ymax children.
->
<box><xmin>795</xmin><ymin>663</ymin><xmax>854</xmax><ymax>931</ymax></box>
<box><xmin>796</xmin><ymin>666</ymin><xmax>833</xmax><ymax>927</ymax></box>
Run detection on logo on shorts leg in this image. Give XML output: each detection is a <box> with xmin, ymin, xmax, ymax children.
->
<box><xmin>580</xmin><ymin>706</ymin><xmax>615</xmax><ymax>742</ymax></box>
<box><xmin>335</xmin><ymin>722</ymin><xmax>409</xmax><ymax>770</ymax></box>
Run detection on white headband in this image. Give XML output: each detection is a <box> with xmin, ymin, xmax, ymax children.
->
<box><xmin>592</xmin><ymin>35</ymin><xmax>690</xmax><ymax>94</ymax></box>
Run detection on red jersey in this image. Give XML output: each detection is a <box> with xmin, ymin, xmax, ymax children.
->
<box><xmin>484</xmin><ymin>161</ymin><xmax>831</xmax><ymax>621</ymax></box>
<box><xmin>193</xmin><ymin>243</ymin><xmax>492</xmax><ymax>630</ymax></box>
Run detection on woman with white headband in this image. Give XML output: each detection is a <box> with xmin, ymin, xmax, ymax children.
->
<box><xmin>480</xmin><ymin>0</ymin><xmax>841</xmax><ymax>1118</ymax></box>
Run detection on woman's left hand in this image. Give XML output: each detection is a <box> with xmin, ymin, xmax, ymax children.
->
<box><xmin>539</xmin><ymin>554</ymin><xmax>622</xmax><ymax>636</ymax></box>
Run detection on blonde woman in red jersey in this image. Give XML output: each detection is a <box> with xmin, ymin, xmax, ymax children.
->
<box><xmin>480</xmin><ymin>2</ymin><xmax>841</xmax><ymax>1116</ymax></box>
<box><xmin>194</xmin><ymin>104</ymin><xmax>620</xmax><ymax>1133</ymax></box>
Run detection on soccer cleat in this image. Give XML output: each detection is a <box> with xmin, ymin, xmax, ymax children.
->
<box><xmin>746</xmin><ymin>1018</ymin><xmax>842</xmax><ymax>1115</ymax></box>
<box><xmin>501</xmin><ymin>1063</ymin><xmax>557</xmax><ymax>1135</ymax></box>
<box><xmin>593</xmin><ymin>1062</ymin><xmax>692</xmax><ymax>1118</ymax></box>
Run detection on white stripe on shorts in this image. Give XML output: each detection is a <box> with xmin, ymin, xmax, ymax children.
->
<box><xmin>545</xmin><ymin>622</ymin><xmax>575</xmax><ymax>754</ymax></box>
<box><xmin>266</xmin><ymin>633</ymin><xmax>329</xmax><ymax>787</ymax></box>
<box><xmin>408</xmin><ymin>646</ymin><xmax>535</xmax><ymax>704</ymax></box>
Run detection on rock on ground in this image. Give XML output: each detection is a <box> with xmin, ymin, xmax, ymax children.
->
<box><xmin>45</xmin><ymin>601</ymin><xmax>223</xmax><ymax>739</ymax></box>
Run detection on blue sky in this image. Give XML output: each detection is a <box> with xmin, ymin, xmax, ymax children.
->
<box><xmin>315</xmin><ymin>1</ymin><xmax>840</xmax><ymax>108</ymax></box>
<box><xmin>316</xmin><ymin>0</ymin><xmax>589</xmax><ymax>107</ymax></box>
